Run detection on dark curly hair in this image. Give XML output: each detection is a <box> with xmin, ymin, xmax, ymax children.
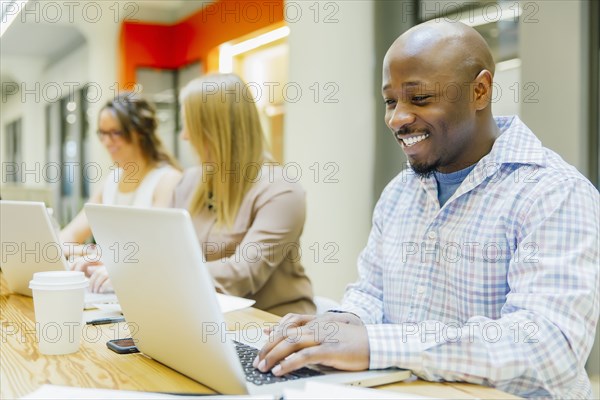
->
<box><xmin>101</xmin><ymin>93</ymin><xmax>180</xmax><ymax>169</ymax></box>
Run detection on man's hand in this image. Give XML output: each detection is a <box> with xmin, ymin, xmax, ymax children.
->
<box><xmin>253</xmin><ymin>312</ymin><xmax>370</xmax><ymax>376</ymax></box>
<box><xmin>265</xmin><ymin>311</ymin><xmax>364</xmax><ymax>333</ymax></box>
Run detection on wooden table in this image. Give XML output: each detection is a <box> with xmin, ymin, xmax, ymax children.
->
<box><xmin>0</xmin><ymin>275</ymin><xmax>520</xmax><ymax>399</ymax></box>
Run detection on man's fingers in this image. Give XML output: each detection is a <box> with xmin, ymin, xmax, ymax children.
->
<box><xmin>258</xmin><ymin>323</ymin><xmax>370</xmax><ymax>376</ymax></box>
<box><xmin>272</xmin><ymin>346</ymin><xmax>324</xmax><ymax>376</ymax></box>
<box><xmin>257</xmin><ymin>326</ymin><xmax>320</xmax><ymax>372</ymax></box>
<box><xmin>255</xmin><ymin>314</ymin><xmax>315</xmax><ymax>367</ymax></box>
<box><xmin>277</xmin><ymin>313</ymin><xmax>314</xmax><ymax>331</ymax></box>
<box><xmin>254</xmin><ymin>326</ymin><xmax>291</xmax><ymax>367</ymax></box>
<box><xmin>262</xmin><ymin>313</ymin><xmax>305</xmax><ymax>336</ymax></box>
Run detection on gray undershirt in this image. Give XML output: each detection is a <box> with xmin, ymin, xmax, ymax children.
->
<box><xmin>433</xmin><ymin>164</ymin><xmax>476</xmax><ymax>207</ymax></box>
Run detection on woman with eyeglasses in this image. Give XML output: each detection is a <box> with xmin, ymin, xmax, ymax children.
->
<box><xmin>171</xmin><ymin>73</ymin><xmax>315</xmax><ymax>316</ymax></box>
<box><xmin>60</xmin><ymin>93</ymin><xmax>182</xmax><ymax>290</ymax></box>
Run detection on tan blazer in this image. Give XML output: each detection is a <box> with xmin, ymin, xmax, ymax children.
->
<box><xmin>172</xmin><ymin>165</ymin><xmax>315</xmax><ymax>316</ymax></box>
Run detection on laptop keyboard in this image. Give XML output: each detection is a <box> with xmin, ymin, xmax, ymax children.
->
<box><xmin>234</xmin><ymin>340</ymin><xmax>323</xmax><ymax>386</ymax></box>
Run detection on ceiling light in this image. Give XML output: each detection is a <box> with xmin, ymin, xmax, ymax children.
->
<box><xmin>220</xmin><ymin>26</ymin><xmax>290</xmax><ymax>73</ymax></box>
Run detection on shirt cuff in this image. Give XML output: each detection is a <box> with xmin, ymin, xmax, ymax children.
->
<box><xmin>366</xmin><ymin>324</ymin><xmax>433</xmax><ymax>370</ymax></box>
<box><xmin>335</xmin><ymin>304</ymin><xmax>379</xmax><ymax>324</ymax></box>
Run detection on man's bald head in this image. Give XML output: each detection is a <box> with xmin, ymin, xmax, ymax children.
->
<box><xmin>385</xmin><ymin>20</ymin><xmax>495</xmax><ymax>82</ymax></box>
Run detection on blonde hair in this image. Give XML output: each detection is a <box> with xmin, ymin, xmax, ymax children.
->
<box><xmin>180</xmin><ymin>73</ymin><xmax>266</xmax><ymax>227</ymax></box>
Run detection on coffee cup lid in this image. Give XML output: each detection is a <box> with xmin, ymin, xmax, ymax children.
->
<box><xmin>29</xmin><ymin>271</ymin><xmax>89</xmax><ymax>291</ymax></box>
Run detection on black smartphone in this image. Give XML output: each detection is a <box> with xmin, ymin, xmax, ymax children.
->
<box><xmin>106</xmin><ymin>338</ymin><xmax>139</xmax><ymax>354</ymax></box>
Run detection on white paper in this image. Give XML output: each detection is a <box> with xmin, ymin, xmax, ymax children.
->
<box><xmin>216</xmin><ymin>293</ymin><xmax>256</xmax><ymax>313</ymax></box>
<box><xmin>84</xmin><ymin>293</ymin><xmax>255</xmax><ymax>315</ymax></box>
<box><xmin>83</xmin><ymin>291</ymin><xmax>118</xmax><ymax>310</ymax></box>
<box><xmin>21</xmin><ymin>384</ymin><xmax>180</xmax><ymax>399</ymax></box>
<box><xmin>283</xmin><ymin>381</ymin><xmax>437</xmax><ymax>399</ymax></box>
<box><xmin>21</xmin><ymin>384</ymin><xmax>274</xmax><ymax>399</ymax></box>
<box><xmin>91</xmin><ymin>303</ymin><xmax>122</xmax><ymax>313</ymax></box>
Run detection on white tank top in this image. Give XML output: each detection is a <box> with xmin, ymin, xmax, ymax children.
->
<box><xmin>102</xmin><ymin>165</ymin><xmax>171</xmax><ymax>207</ymax></box>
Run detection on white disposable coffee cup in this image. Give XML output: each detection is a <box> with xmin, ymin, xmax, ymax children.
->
<box><xmin>29</xmin><ymin>271</ymin><xmax>89</xmax><ymax>355</ymax></box>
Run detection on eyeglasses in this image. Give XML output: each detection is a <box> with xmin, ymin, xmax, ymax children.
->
<box><xmin>96</xmin><ymin>130</ymin><xmax>125</xmax><ymax>140</ymax></box>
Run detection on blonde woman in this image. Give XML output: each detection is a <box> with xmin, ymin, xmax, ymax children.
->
<box><xmin>174</xmin><ymin>73</ymin><xmax>315</xmax><ymax>316</ymax></box>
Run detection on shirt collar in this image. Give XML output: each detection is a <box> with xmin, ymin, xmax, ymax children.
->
<box><xmin>482</xmin><ymin>115</ymin><xmax>546</xmax><ymax>168</ymax></box>
<box><xmin>412</xmin><ymin>115</ymin><xmax>546</xmax><ymax>201</ymax></box>
<box><xmin>406</xmin><ymin>115</ymin><xmax>547</xmax><ymax>173</ymax></box>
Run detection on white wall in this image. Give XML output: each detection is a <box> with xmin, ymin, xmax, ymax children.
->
<box><xmin>1</xmin><ymin>56</ymin><xmax>45</xmax><ymax>187</ymax></box>
<box><xmin>1</xmin><ymin>4</ymin><xmax>121</xmax><ymax>197</ymax></box>
<box><xmin>519</xmin><ymin>0</ymin><xmax>598</xmax><ymax>376</ymax></box>
<box><xmin>74</xmin><ymin>13</ymin><xmax>121</xmax><ymax>195</ymax></box>
<box><xmin>519</xmin><ymin>0</ymin><xmax>589</xmax><ymax>176</ymax></box>
<box><xmin>43</xmin><ymin>45</ymin><xmax>89</xmax><ymax>88</ymax></box>
<box><xmin>285</xmin><ymin>1</ymin><xmax>376</xmax><ymax>300</ymax></box>
<box><xmin>492</xmin><ymin>64</ymin><xmax>521</xmax><ymax>117</ymax></box>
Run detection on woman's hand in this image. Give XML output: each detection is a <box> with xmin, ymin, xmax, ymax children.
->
<box><xmin>88</xmin><ymin>266</ymin><xmax>113</xmax><ymax>293</ymax></box>
<box><xmin>69</xmin><ymin>256</ymin><xmax>103</xmax><ymax>276</ymax></box>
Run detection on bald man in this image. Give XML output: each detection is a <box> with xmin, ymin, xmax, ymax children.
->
<box><xmin>254</xmin><ymin>21</ymin><xmax>599</xmax><ymax>398</ymax></box>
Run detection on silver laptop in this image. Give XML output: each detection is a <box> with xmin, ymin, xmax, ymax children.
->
<box><xmin>0</xmin><ymin>200</ymin><xmax>118</xmax><ymax>309</ymax></box>
<box><xmin>84</xmin><ymin>204</ymin><xmax>411</xmax><ymax>395</ymax></box>
<box><xmin>0</xmin><ymin>201</ymin><xmax>68</xmax><ymax>296</ymax></box>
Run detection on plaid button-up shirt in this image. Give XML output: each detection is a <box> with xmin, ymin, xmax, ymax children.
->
<box><xmin>340</xmin><ymin>116</ymin><xmax>599</xmax><ymax>398</ymax></box>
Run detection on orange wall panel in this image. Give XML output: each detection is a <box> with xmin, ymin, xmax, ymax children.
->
<box><xmin>119</xmin><ymin>0</ymin><xmax>284</xmax><ymax>87</ymax></box>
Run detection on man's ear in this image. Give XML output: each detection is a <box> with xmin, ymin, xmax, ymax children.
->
<box><xmin>472</xmin><ymin>69</ymin><xmax>493</xmax><ymax>111</ymax></box>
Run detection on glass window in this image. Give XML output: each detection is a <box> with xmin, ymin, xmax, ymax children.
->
<box><xmin>418</xmin><ymin>0</ymin><xmax>521</xmax><ymax>117</ymax></box>
<box><xmin>4</xmin><ymin>118</ymin><xmax>22</xmax><ymax>183</ymax></box>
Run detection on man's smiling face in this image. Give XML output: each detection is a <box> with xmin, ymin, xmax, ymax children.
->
<box><xmin>382</xmin><ymin>22</ymin><xmax>495</xmax><ymax>176</ymax></box>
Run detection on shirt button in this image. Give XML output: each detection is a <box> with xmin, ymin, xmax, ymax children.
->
<box><xmin>416</xmin><ymin>285</ymin><xmax>426</xmax><ymax>294</ymax></box>
<box><xmin>427</xmin><ymin>231</ymin><xmax>437</xmax><ymax>240</ymax></box>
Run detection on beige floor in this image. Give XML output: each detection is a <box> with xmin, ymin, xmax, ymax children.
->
<box><xmin>591</xmin><ymin>374</ymin><xmax>599</xmax><ymax>399</ymax></box>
